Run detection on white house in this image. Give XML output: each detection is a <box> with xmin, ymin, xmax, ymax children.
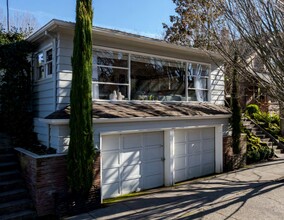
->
<box><xmin>28</xmin><ymin>19</ymin><xmax>231</xmax><ymax>200</ymax></box>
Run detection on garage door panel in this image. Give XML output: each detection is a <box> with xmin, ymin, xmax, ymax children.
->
<box><xmin>202</xmin><ymin>128</ymin><xmax>215</xmax><ymax>139</ymax></box>
<box><xmin>102</xmin><ymin>152</ymin><xmax>119</xmax><ymax>169</ymax></box>
<box><xmin>203</xmin><ymin>139</ymin><xmax>214</xmax><ymax>152</ymax></box>
<box><xmin>102</xmin><ymin>168</ymin><xmax>119</xmax><ymax>184</ymax></box>
<box><xmin>187</xmin><ymin>129</ymin><xmax>201</xmax><ymax>141</ymax></box>
<box><xmin>121</xmin><ymin>164</ymin><xmax>141</xmax><ymax>180</ymax></box>
<box><xmin>188</xmin><ymin>165</ymin><xmax>201</xmax><ymax>179</ymax></box>
<box><xmin>144</xmin><ymin>146</ymin><xmax>163</xmax><ymax>161</ymax></box>
<box><xmin>144</xmin><ymin>161</ymin><xmax>163</xmax><ymax>176</ymax></box>
<box><xmin>202</xmin><ymin>163</ymin><xmax>215</xmax><ymax>176</ymax></box>
<box><xmin>175</xmin><ymin>143</ymin><xmax>186</xmax><ymax>156</ymax></box>
<box><xmin>122</xmin><ymin>150</ymin><xmax>141</xmax><ymax>166</ymax></box>
<box><xmin>102</xmin><ymin>135</ymin><xmax>120</xmax><ymax>151</ymax></box>
<box><xmin>175</xmin><ymin>169</ymin><xmax>186</xmax><ymax>183</ymax></box>
<box><xmin>144</xmin><ymin>174</ymin><xmax>163</xmax><ymax>189</ymax></box>
<box><xmin>203</xmin><ymin>151</ymin><xmax>214</xmax><ymax>163</ymax></box>
<box><xmin>187</xmin><ymin>141</ymin><xmax>201</xmax><ymax>155</ymax></box>
<box><xmin>144</xmin><ymin>132</ymin><xmax>163</xmax><ymax>146</ymax></box>
<box><xmin>175</xmin><ymin>156</ymin><xmax>186</xmax><ymax>170</ymax></box>
<box><xmin>102</xmin><ymin>183</ymin><xmax>120</xmax><ymax>199</ymax></box>
<box><xmin>121</xmin><ymin>179</ymin><xmax>141</xmax><ymax>195</ymax></box>
<box><xmin>122</xmin><ymin>133</ymin><xmax>142</xmax><ymax>149</ymax></box>
<box><xmin>175</xmin><ymin>130</ymin><xmax>186</xmax><ymax>143</ymax></box>
<box><xmin>188</xmin><ymin>154</ymin><xmax>201</xmax><ymax>167</ymax></box>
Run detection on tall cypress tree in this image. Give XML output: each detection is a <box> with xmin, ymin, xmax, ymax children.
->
<box><xmin>67</xmin><ymin>0</ymin><xmax>95</xmax><ymax>195</ymax></box>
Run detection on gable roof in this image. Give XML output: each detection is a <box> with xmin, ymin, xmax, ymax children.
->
<box><xmin>44</xmin><ymin>101</ymin><xmax>230</xmax><ymax>124</ymax></box>
<box><xmin>27</xmin><ymin>19</ymin><xmax>223</xmax><ymax>62</ymax></box>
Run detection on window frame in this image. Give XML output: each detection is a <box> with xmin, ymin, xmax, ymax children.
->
<box><xmin>34</xmin><ymin>46</ymin><xmax>53</xmax><ymax>81</ymax></box>
<box><xmin>92</xmin><ymin>46</ymin><xmax>211</xmax><ymax>102</ymax></box>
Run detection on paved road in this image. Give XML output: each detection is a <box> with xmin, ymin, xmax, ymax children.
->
<box><xmin>66</xmin><ymin>159</ymin><xmax>284</xmax><ymax>220</ymax></box>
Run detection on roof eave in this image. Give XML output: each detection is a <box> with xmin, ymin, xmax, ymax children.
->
<box><xmin>39</xmin><ymin>114</ymin><xmax>231</xmax><ymax>125</ymax></box>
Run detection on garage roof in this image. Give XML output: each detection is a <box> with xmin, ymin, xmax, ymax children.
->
<box><xmin>45</xmin><ymin>101</ymin><xmax>231</xmax><ymax>120</ymax></box>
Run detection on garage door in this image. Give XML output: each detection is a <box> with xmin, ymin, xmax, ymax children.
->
<box><xmin>174</xmin><ymin>127</ymin><xmax>215</xmax><ymax>183</ymax></box>
<box><xmin>101</xmin><ymin>131</ymin><xmax>164</xmax><ymax>199</ymax></box>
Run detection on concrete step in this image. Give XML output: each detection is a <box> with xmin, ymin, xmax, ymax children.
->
<box><xmin>0</xmin><ymin>170</ymin><xmax>20</xmax><ymax>181</ymax></box>
<box><xmin>260</xmin><ymin>138</ymin><xmax>271</xmax><ymax>143</ymax></box>
<box><xmin>0</xmin><ymin>209</ymin><xmax>36</xmax><ymax>220</ymax></box>
<box><xmin>256</xmin><ymin>134</ymin><xmax>266</xmax><ymax>138</ymax></box>
<box><xmin>0</xmin><ymin>189</ymin><xmax>28</xmax><ymax>203</ymax></box>
<box><xmin>0</xmin><ymin>199</ymin><xmax>33</xmax><ymax>215</ymax></box>
<box><xmin>0</xmin><ymin>179</ymin><xmax>24</xmax><ymax>193</ymax></box>
<box><xmin>274</xmin><ymin>149</ymin><xmax>283</xmax><ymax>155</ymax></box>
<box><xmin>0</xmin><ymin>162</ymin><xmax>18</xmax><ymax>172</ymax></box>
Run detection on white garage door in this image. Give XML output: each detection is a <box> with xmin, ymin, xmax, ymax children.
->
<box><xmin>174</xmin><ymin>127</ymin><xmax>215</xmax><ymax>183</ymax></box>
<box><xmin>101</xmin><ymin>131</ymin><xmax>164</xmax><ymax>199</ymax></box>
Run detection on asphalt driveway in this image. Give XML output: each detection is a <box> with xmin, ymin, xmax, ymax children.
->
<box><xmin>66</xmin><ymin>159</ymin><xmax>284</xmax><ymax>220</ymax></box>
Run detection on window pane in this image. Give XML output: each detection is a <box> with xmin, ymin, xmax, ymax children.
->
<box><xmin>95</xmin><ymin>49</ymin><xmax>128</xmax><ymax>67</ymax></box>
<box><xmin>46</xmin><ymin>49</ymin><xmax>52</xmax><ymax>62</ymax></box>
<box><xmin>96</xmin><ymin>67</ymin><xmax>128</xmax><ymax>83</ymax></box>
<box><xmin>37</xmin><ymin>66</ymin><xmax>44</xmax><ymax>80</ymax></box>
<box><xmin>188</xmin><ymin>90</ymin><xmax>208</xmax><ymax>101</ymax></box>
<box><xmin>131</xmin><ymin>55</ymin><xmax>186</xmax><ymax>101</ymax></box>
<box><xmin>37</xmin><ymin>53</ymin><xmax>44</xmax><ymax>66</ymax></box>
<box><xmin>46</xmin><ymin>62</ymin><xmax>52</xmax><ymax>75</ymax></box>
<box><xmin>188</xmin><ymin>63</ymin><xmax>209</xmax><ymax>77</ymax></box>
<box><xmin>93</xmin><ymin>84</ymin><xmax>128</xmax><ymax>100</ymax></box>
<box><xmin>188</xmin><ymin>77</ymin><xmax>208</xmax><ymax>89</ymax></box>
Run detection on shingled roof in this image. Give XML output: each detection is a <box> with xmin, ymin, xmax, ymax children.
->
<box><xmin>45</xmin><ymin>101</ymin><xmax>231</xmax><ymax>120</ymax></box>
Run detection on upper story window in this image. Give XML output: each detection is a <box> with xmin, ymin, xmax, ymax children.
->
<box><xmin>92</xmin><ymin>48</ymin><xmax>211</xmax><ymax>102</ymax></box>
<box><xmin>131</xmin><ymin>55</ymin><xmax>186</xmax><ymax>101</ymax></box>
<box><xmin>188</xmin><ymin>64</ymin><xmax>209</xmax><ymax>101</ymax></box>
<box><xmin>35</xmin><ymin>48</ymin><xmax>53</xmax><ymax>80</ymax></box>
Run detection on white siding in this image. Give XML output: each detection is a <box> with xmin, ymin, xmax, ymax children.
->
<box><xmin>33</xmin><ymin>118</ymin><xmax>49</xmax><ymax>147</ymax></box>
<box><xmin>56</xmin><ymin>33</ymin><xmax>73</xmax><ymax>110</ymax></box>
<box><xmin>210</xmin><ymin>64</ymin><xmax>225</xmax><ymax>105</ymax></box>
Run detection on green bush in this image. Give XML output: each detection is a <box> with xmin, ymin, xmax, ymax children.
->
<box><xmin>245</xmin><ymin>128</ymin><xmax>274</xmax><ymax>164</ymax></box>
<box><xmin>245</xmin><ymin>104</ymin><xmax>260</xmax><ymax>118</ymax></box>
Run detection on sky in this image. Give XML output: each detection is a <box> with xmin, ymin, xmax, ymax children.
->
<box><xmin>0</xmin><ymin>0</ymin><xmax>176</xmax><ymax>39</ymax></box>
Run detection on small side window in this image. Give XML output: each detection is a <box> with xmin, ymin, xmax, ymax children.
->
<box><xmin>35</xmin><ymin>48</ymin><xmax>53</xmax><ymax>81</ymax></box>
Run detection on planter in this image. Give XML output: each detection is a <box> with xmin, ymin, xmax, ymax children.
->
<box><xmin>223</xmin><ymin>134</ymin><xmax>247</xmax><ymax>171</ymax></box>
<box><xmin>15</xmin><ymin>148</ymin><xmax>101</xmax><ymax>217</ymax></box>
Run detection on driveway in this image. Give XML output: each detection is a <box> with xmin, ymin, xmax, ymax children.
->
<box><xmin>66</xmin><ymin>159</ymin><xmax>284</xmax><ymax>220</ymax></box>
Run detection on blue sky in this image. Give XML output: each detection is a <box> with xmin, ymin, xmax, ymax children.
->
<box><xmin>0</xmin><ymin>0</ymin><xmax>176</xmax><ymax>38</ymax></box>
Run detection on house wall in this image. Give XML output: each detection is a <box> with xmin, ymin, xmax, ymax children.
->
<box><xmin>55</xmin><ymin>31</ymin><xmax>225</xmax><ymax>110</ymax></box>
<box><xmin>33</xmin><ymin>37</ymin><xmax>57</xmax><ymax>146</ymax></box>
<box><xmin>51</xmin><ymin>118</ymin><xmax>230</xmax><ymax>153</ymax></box>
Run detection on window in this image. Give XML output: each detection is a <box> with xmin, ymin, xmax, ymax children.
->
<box><xmin>131</xmin><ymin>55</ymin><xmax>186</xmax><ymax>101</ymax></box>
<box><xmin>92</xmin><ymin>48</ymin><xmax>210</xmax><ymax>102</ymax></box>
<box><xmin>35</xmin><ymin>48</ymin><xmax>53</xmax><ymax>80</ymax></box>
<box><xmin>188</xmin><ymin>64</ymin><xmax>209</xmax><ymax>101</ymax></box>
<box><xmin>92</xmin><ymin>49</ymin><xmax>129</xmax><ymax>100</ymax></box>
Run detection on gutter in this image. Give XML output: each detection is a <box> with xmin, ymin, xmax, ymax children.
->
<box><xmin>39</xmin><ymin>114</ymin><xmax>232</xmax><ymax>125</ymax></box>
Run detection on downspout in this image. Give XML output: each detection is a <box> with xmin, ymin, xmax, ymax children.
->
<box><xmin>44</xmin><ymin>30</ymin><xmax>58</xmax><ymax>149</ymax></box>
